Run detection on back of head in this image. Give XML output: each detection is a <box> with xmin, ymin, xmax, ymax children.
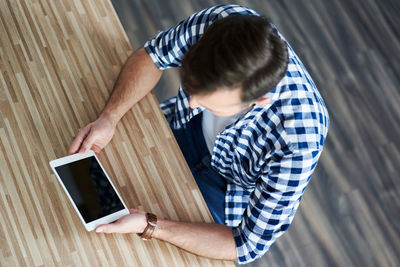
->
<box><xmin>180</xmin><ymin>14</ymin><xmax>289</xmax><ymax>103</ymax></box>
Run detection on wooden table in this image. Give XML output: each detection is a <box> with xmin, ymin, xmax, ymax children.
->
<box><xmin>0</xmin><ymin>1</ymin><xmax>233</xmax><ymax>266</ymax></box>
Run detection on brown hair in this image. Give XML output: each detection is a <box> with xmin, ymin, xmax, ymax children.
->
<box><xmin>180</xmin><ymin>14</ymin><xmax>289</xmax><ymax>102</ymax></box>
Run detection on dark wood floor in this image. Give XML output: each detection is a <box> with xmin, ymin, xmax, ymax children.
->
<box><xmin>110</xmin><ymin>1</ymin><xmax>400</xmax><ymax>266</ymax></box>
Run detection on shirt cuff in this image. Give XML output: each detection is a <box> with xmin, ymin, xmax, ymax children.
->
<box><xmin>232</xmin><ymin>227</ymin><xmax>265</xmax><ymax>264</ymax></box>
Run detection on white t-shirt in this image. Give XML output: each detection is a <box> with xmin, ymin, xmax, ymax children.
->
<box><xmin>202</xmin><ymin>107</ymin><xmax>251</xmax><ymax>154</ymax></box>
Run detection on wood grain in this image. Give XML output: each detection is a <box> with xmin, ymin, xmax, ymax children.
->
<box><xmin>0</xmin><ymin>0</ymin><xmax>233</xmax><ymax>266</ymax></box>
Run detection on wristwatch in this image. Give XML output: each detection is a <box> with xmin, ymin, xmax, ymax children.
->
<box><xmin>138</xmin><ymin>213</ymin><xmax>157</xmax><ymax>240</ymax></box>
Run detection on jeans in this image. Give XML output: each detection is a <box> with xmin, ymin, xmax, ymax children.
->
<box><xmin>166</xmin><ymin>114</ymin><xmax>226</xmax><ymax>224</ymax></box>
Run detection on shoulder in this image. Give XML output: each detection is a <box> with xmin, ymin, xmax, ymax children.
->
<box><xmin>179</xmin><ymin>4</ymin><xmax>260</xmax><ymax>35</ymax></box>
<box><xmin>194</xmin><ymin>4</ymin><xmax>259</xmax><ymax>19</ymax></box>
<box><xmin>144</xmin><ymin>4</ymin><xmax>261</xmax><ymax>70</ymax></box>
<box><xmin>248</xmin><ymin>48</ymin><xmax>329</xmax><ymax>153</ymax></box>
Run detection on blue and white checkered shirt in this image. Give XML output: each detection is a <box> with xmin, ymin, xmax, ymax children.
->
<box><xmin>145</xmin><ymin>4</ymin><xmax>329</xmax><ymax>264</ymax></box>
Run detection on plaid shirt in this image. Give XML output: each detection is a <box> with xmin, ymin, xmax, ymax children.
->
<box><xmin>144</xmin><ymin>4</ymin><xmax>329</xmax><ymax>264</ymax></box>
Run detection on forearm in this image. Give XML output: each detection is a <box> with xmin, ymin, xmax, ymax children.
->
<box><xmin>100</xmin><ymin>47</ymin><xmax>162</xmax><ymax>124</ymax></box>
<box><xmin>153</xmin><ymin>219</ymin><xmax>237</xmax><ymax>261</ymax></box>
<box><xmin>95</xmin><ymin>210</ymin><xmax>237</xmax><ymax>261</ymax></box>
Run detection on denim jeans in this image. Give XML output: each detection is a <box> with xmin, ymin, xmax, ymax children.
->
<box><xmin>166</xmin><ymin>114</ymin><xmax>226</xmax><ymax>224</ymax></box>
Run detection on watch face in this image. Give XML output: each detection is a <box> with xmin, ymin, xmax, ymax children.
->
<box><xmin>147</xmin><ymin>213</ymin><xmax>157</xmax><ymax>225</ymax></box>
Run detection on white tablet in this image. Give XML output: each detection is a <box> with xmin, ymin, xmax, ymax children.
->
<box><xmin>49</xmin><ymin>150</ymin><xmax>129</xmax><ymax>231</ymax></box>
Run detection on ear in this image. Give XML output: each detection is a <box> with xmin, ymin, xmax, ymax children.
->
<box><xmin>254</xmin><ymin>97</ymin><xmax>271</xmax><ymax>107</ymax></box>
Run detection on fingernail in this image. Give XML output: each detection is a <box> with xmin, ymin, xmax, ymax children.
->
<box><xmin>96</xmin><ymin>228</ymin><xmax>103</xmax><ymax>233</ymax></box>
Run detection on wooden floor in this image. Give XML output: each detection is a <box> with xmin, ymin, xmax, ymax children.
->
<box><xmin>110</xmin><ymin>1</ymin><xmax>400</xmax><ymax>266</ymax></box>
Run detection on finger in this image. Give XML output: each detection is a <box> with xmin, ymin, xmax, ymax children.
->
<box><xmin>96</xmin><ymin>220</ymin><xmax>121</xmax><ymax>234</ymax></box>
<box><xmin>91</xmin><ymin>144</ymin><xmax>102</xmax><ymax>155</ymax></box>
<box><xmin>78</xmin><ymin>128</ymin><xmax>96</xmax><ymax>154</ymax></box>
<box><xmin>95</xmin><ymin>224</ymin><xmax>107</xmax><ymax>233</ymax></box>
<box><xmin>129</xmin><ymin>209</ymin><xmax>138</xmax><ymax>214</ymax></box>
<box><xmin>129</xmin><ymin>208</ymin><xmax>144</xmax><ymax>215</ymax></box>
<box><xmin>68</xmin><ymin>126</ymin><xmax>91</xmax><ymax>155</ymax></box>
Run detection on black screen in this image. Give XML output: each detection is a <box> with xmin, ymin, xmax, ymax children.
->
<box><xmin>55</xmin><ymin>156</ymin><xmax>125</xmax><ymax>223</ymax></box>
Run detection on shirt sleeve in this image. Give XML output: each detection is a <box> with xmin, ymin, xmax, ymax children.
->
<box><xmin>232</xmin><ymin>147</ymin><xmax>322</xmax><ymax>264</ymax></box>
<box><xmin>144</xmin><ymin>4</ymin><xmax>258</xmax><ymax>70</ymax></box>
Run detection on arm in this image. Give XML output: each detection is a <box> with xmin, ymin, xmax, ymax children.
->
<box><xmin>100</xmin><ymin>47</ymin><xmax>162</xmax><ymax>125</ymax></box>
<box><xmin>95</xmin><ymin>209</ymin><xmax>237</xmax><ymax>261</ymax></box>
<box><xmin>232</xmin><ymin>148</ymin><xmax>321</xmax><ymax>264</ymax></box>
<box><xmin>154</xmin><ymin>219</ymin><xmax>237</xmax><ymax>260</ymax></box>
<box><xmin>68</xmin><ymin>47</ymin><xmax>162</xmax><ymax>154</ymax></box>
<box><xmin>68</xmin><ymin>5</ymin><xmax>256</xmax><ymax>155</ymax></box>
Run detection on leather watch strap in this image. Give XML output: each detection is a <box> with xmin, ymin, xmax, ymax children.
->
<box><xmin>139</xmin><ymin>213</ymin><xmax>157</xmax><ymax>240</ymax></box>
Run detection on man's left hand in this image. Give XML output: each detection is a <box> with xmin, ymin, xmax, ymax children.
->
<box><xmin>95</xmin><ymin>209</ymin><xmax>147</xmax><ymax>234</ymax></box>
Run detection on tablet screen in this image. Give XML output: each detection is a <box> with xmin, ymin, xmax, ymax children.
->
<box><xmin>54</xmin><ymin>156</ymin><xmax>125</xmax><ymax>223</ymax></box>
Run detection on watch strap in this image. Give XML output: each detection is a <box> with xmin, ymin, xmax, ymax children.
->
<box><xmin>139</xmin><ymin>213</ymin><xmax>157</xmax><ymax>240</ymax></box>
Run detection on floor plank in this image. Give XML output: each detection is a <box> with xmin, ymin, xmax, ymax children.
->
<box><xmin>111</xmin><ymin>1</ymin><xmax>400</xmax><ymax>266</ymax></box>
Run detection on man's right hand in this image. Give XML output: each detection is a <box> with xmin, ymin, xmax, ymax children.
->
<box><xmin>68</xmin><ymin>115</ymin><xmax>117</xmax><ymax>155</ymax></box>
<box><xmin>68</xmin><ymin>47</ymin><xmax>162</xmax><ymax>155</ymax></box>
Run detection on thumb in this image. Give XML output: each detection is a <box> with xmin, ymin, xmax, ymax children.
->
<box><xmin>96</xmin><ymin>221</ymin><xmax>121</xmax><ymax>233</ymax></box>
<box><xmin>79</xmin><ymin>128</ymin><xmax>96</xmax><ymax>154</ymax></box>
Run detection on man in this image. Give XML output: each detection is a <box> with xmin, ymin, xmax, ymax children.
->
<box><xmin>69</xmin><ymin>4</ymin><xmax>329</xmax><ymax>264</ymax></box>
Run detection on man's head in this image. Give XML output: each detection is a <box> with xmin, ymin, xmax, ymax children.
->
<box><xmin>180</xmin><ymin>14</ymin><xmax>289</xmax><ymax>116</ymax></box>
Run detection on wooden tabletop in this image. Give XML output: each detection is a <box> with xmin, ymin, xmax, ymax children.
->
<box><xmin>0</xmin><ymin>0</ymin><xmax>233</xmax><ymax>266</ymax></box>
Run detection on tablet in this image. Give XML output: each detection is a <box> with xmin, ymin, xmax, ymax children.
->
<box><xmin>49</xmin><ymin>150</ymin><xmax>129</xmax><ymax>231</ymax></box>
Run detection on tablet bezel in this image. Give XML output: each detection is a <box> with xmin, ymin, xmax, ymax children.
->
<box><xmin>49</xmin><ymin>150</ymin><xmax>129</xmax><ymax>231</ymax></box>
